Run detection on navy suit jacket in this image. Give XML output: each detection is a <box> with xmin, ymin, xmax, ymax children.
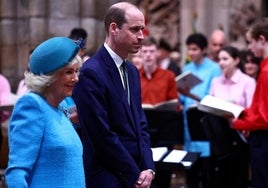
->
<box><xmin>73</xmin><ymin>45</ymin><xmax>155</xmax><ymax>188</ymax></box>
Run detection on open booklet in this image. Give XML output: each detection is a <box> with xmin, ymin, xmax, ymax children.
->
<box><xmin>197</xmin><ymin>95</ymin><xmax>245</xmax><ymax>118</ymax></box>
<box><xmin>151</xmin><ymin>147</ymin><xmax>169</xmax><ymax>162</ymax></box>
<box><xmin>175</xmin><ymin>71</ymin><xmax>202</xmax><ymax>89</ymax></box>
<box><xmin>151</xmin><ymin>147</ymin><xmax>192</xmax><ymax>167</ymax></box>
<box><xmin>142</xmin><ymin>99</ymin><xmax>178</xmax><ymax>111</ymax></box>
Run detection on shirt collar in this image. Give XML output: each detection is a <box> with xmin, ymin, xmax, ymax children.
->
<box><xmin>221</xmin><ymin>68</ymin><xmax>241</xmax><ymax>84</ymax></box>
<box><xmin>159</xmin><ymin>58</ymin><xmax>170</xmax><ymax>69</ymax></box>
<box><xmin>140</xmin><ymin>67</ymin><xmax>161</xmax><ymax>79</ymax></box>
<box><xmin>104</xmin><ymin>43</ymin><xmax>124</xmax><ymax>69</ymax></box>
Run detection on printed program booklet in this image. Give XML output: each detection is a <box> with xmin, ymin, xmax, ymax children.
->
<box><xmin>197</xmin><ymin>95</ymin><xmax>245</xmax><ymax>118</ymax></box>
<box><xmin>151</xmin><ymin>147</ymin><xmax>191</xmax><ymax>167</ymax></box>
<box><xmin>142</xmin><ymin>99</ymin><xmax>179</xmax><ymax>111</ymax></box>
<box><xmin>175</xmin><ymin>71</ymin><xmax>202</xmax><ymax>89</ymax></box>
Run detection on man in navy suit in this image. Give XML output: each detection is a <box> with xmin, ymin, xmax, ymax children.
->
<box><xmin>72</xmin><ymin>2</ymin><xmax>155</xmax><ymax>188</ymax></box>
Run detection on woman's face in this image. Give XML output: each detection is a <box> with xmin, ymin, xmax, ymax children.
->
<box><xmin>48</xmin><ymin>63</ymin><xmax>80</xmax><ymax>102</ymax></box>
<box><xmin>244</xmin><ymin>56</ymin><xmax>259</xmax><ymax>78</ymax></box>
<box><xmin>218</xmin><ymin>50</ymin><xmax>239</xmax><ymax>77</ymax></box>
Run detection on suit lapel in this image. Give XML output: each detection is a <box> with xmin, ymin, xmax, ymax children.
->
<box><xmin>99</xmin><ymin>46</ymin><xmax>136</xmax><ymax>129</ymax></box>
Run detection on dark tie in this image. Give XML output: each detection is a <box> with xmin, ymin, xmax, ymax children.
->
<box><xmin>120</xmin><ymin>61</ymin><xmax>130</xmax><ymax>104</ymax></box>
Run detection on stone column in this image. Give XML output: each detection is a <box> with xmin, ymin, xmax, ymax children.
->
<box><xmin>80</xmin><ymin>0</ymin><xmax>110</xmax><ymax>53</ymax></box>
<box><xmin>180</xmin><ymin>0</ymin><xmax>233</xmax><ymax>66</ymax></box>
<box><xmin>48</xmin><ymin>0</ymin><xmax>80</xmax><ymax>37</ymax></box>
<box><xmin>0</xmin><ymin>0</ymin><xmax>19</xmax><ymax>91</ymax></box>
<box><xmin>180</xmin><ymin>0</ymin><xmax>196</xmax><ymax>66</ymax></box>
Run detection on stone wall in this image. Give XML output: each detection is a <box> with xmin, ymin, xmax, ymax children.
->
<box><xmin>0</xmin><ymin>0</ymin><xmax>265</xmax><ymax>91</ymax></box>
<box><xmin>0</xmin><ymin>0</ymin><xmax>110</xmax><ymax>91</ymax></box>
<box><xmin>137</xmin><ymin>0</ymin><xmax>262</xmax><ymax>66</ymax></box>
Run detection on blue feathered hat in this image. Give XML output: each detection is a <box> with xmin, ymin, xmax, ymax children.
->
<box><xmin>29</xmin><ymin>37</ymin><xmax>80</xmax><ymax>74</ymax></box>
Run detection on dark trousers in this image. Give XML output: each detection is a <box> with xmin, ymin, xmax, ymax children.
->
<box><xmin>199</xmin><ymin>114</ymin><xmax>249</xmax><ymax>188</ymax></box>
<box><xmin>214</xmin><ymin>144</ymin><xmax>249</xmax><ymax>188</ymax></box>
<box><xmin>249</xmin><ymin>131</ymin><xmax>268</xmax><ymax>188</ymax></box>
<box><xmin>151</xmin><ymin>170</ymin><xmax>171</xmax><ymax>188</ymax></box>
<box><xmin>0</xmin><ymin>125</ymin><xmax>2</xmax><ymax>152</ymax></box>
<box><xmin>186</xmin><ymin>157</ymin><xmax>215</xmax><ymax>188</ymax></box>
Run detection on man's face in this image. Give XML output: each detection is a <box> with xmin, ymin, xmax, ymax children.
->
<box><xmin>140</xmin><ymin>45</ymin><xmax>158</xmax><ymax>67</ymax></box>
<box><xmin>210</xmin><ymin>40</ymin><xmax>225</xmax><ymax>55</ymax></box>
<box><xmin>187</xmin><ymin>44</ymin><xmax>205</xmax><ymax>64</ymax></box>
<box><xmin>209</xmin><ymin>36</ymin><xmax>225</xmax><ymax>60</ymax></box>
<box><xmin>246</xmin><ymin>32</ymin><xmax>263</xmax><ymax>58</ymax></box>
<box><xmin>114</xmin><ymin>9</ymin><xmax>145</xmax><ymax>58</ymax></box>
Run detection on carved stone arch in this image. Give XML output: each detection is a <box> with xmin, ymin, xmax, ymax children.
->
<box><xmin>137</xmin><ymin>0</ymin><xmax>180</xmax><ymax>50</ymax></box>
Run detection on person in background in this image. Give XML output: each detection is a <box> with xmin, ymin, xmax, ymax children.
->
<box><xmin>139</xmin><ymin>36</ymin><xmax>178</xmax><ymax>106</ymax></box>
<box><xmin>0</xmin><ymin>74</ymin><xmax>13</xmax><ymax>123</ymax></box>
<box><xmin>139</xmin><ymin>36</ymin><xmax>179</xmax><ymax>188</ymax></box>
<box><xmin>208</xmin><ymin>29</ymin><xmax>227</xmax><ymax>62</ymax></box>
<box><xmin>62</xmin><ymin>28</ymin><xmax>89</xmax><ymax>133</ymax></box>
<box><xmin>68</xmin><ymin>27</ymin><xmax>88</xmax><ymax>61</ymax></box>
<box><xmin>178</xmin><ymin>32</ymin><xmax>222</xmax><ymax>188</ymax></box>
<box><xmin>157</xmin><ymin>38</ymin><xmax>181</xmax><ymax>76</ymax></box>
<box><xmin>72</xmin><ymin>2</ymin><xmax>155</xmax><ymax>188</ymax></box>
<box><xmin>240</xmin><ymin>50</ymin><xmax>261</xmax><ymax>80</ymax></box>
<box><xmin>209</xmin><ymin>45</ymin><xmax>256</xmax><ymax>188</ymax></box>
<box><xmin>170</xmin><ymin>51</ymin><xmax>181</xmax><ymax>66</ymax></box>
<box><xmin>16</xmin><ymin>49</ymin><xmax>34</xmax><ymax>97</ymax></box>
<box><xmin>211</xmin><ymin>46</ymin><xmax>256</xmax><ymax>107</ymax></box>
<box><xmin>129</xmin><ymin>51</ymin><xmax>143</xmax><ymax>69</ymax></box>
<box><xmin>5</xmin><ymin>37</ymin><xmax>85</xmax><ymax>188</ymax></box>
<box><xmin>179</xmin><ymin>33</ymin><xmax>221</xmax><ymax>106</ymax></box>
<box><xmin>232</xmin><ymin>19</ymin><xmax>268</xmax><ymax>188</ymax></box>
<box><xmin>0</xmin><ymin>73</ymin><xmax>13</xmax><ymax>152</ymax></box>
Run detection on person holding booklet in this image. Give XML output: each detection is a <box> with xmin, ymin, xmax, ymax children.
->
<box><xmin>231</xmin><ymin>19</ymin><xmax>268</xmax><ymax>188</ymax></box>
<box><xmin>139</xmin><ymin>36</ymin><xmax>179</xmax><ymax>109</ymax></box>
<box><xmin>139</xmin><ymin>36</ymin><xmax>179</xmax><ymax>188</ymax></box>
<box><xmin>157</xmin><ymin>38</ymin><xmax>182</xmax><ymax>76</ymax></box>
<box><xmin>179</xmin><ymin>33</ymin><xmax>221</xmax><ymax>188</ymax></box>
<box><xmin>210</xmin><ymin>46</ymin><xmax>256</xmax><ymax>108</ymax></box>
<box><xmin>207</xmin><ymin>45</ymin><xmax>256</xmax><ymax>188</ymax></box>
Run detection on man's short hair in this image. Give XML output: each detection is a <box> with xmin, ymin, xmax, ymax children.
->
<box><xmin>158</xmin><ymin>38</ymin><xmax>172</xmax><ymax>51</ymax></box>
<box><xmin>186</xmin><ymin>33</ymin><xmax>208</xmax><ymax>50</ymax></box>
<box><xmin>142</xmin><ymin>36</ymin><xmax>158</xmax><ymax>47</ymax></box>
<box><xmin>69</xmin><ymin>28</ymin><xmax>88</xmax><ymax>40</ymax></box>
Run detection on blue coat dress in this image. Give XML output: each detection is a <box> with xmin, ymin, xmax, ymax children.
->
<box><xmin>5</xmin><ymin>92</ymin><xmax>85</xmax><ymax>188</ymax></box>
<box><xmin>72</xmin><ymin>45</ymin><xmax>155</xmax><ymax>188</ymax></box>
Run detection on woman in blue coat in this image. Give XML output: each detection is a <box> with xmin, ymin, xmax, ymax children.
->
<box><xmin>5</xmin><ymin>37</ymin><xmax>85</xmax><ymax>188</ymax></box>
